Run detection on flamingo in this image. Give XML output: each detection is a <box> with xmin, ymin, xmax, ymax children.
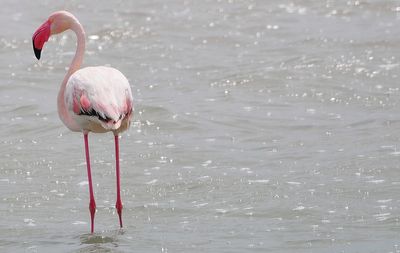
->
<box><xmin>32</xmin><ymin>11</ymin><xmax>134</xmax><ymax>233</ymax></box>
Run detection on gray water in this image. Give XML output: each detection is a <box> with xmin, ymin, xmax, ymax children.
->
<box><xmin>1</xmin><ymin>0</ymin><xmax>400</xmax><ymax>252</ymax></box>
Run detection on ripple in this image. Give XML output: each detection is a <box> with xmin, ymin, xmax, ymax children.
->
<box><xmin>248</xmin><ymin>179</ymin><xmax>270</xmax><ymax>184</ymax></box>
<box><xmin>366</xmin><ymin>179</ymin><xmax>385</xmax><ymax>184</ymax></box>
<box><xmin>293</xmin><ymin>206</ymin><xmax>305</xmax><ymax>211</ymax></box>
<box><xmin>79</xmin><ymin>230</ymin><xmax>124</xmax><ymax>245</ymax></box>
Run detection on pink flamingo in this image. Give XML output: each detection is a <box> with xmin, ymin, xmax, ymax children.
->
<box><xmin>32</xmin><ymin>11</ymin><xmax>133</xmax><ymax>233</ymax></box>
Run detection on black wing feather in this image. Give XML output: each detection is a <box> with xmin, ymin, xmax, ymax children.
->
<box><xmin>79</xmin><ymin>108</ymin><xmax>112</xmax><ymax>122</ymax></box>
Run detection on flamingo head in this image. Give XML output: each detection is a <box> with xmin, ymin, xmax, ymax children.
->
<box><xmin>32</xmin><ymin>11</ymin><xmax>78</xmax><ymax>60</ymax></box>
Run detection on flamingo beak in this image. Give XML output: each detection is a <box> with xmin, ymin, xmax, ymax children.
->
<box><xmin>32</xmin><ymin>20</ymin><xmax>51</xmax><ymax>60</ymax></box>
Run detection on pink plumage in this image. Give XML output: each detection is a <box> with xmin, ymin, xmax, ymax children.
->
<box><xmin>32</xmin><ymin>10</ymin><xmax>133</xmax><ymax>233</ymax></box>
<box><xmin>66</xmin><ymin>66</ymin><xmax>133</xmax><ymax>132</ymax></box>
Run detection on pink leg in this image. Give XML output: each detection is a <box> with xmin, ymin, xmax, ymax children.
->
<box><xmin>84</xmin><ymin>133</ymin><xmax>96</xmax><ymax>233</ymax></box>
<box><xmin>114</xmin><ymin>134</ymin><xmax>123</xmax><ymax>228</ymax></box>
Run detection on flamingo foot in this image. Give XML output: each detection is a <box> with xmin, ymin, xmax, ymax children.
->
<box><xmin>115</xmin><ymin>199</ymin><xmax>123</xmax><ymax>228</ymax></box>
<box><xmin>89</xmin><ymin>198</ymin><xmax>96</xmax><ymax>233</ymax></box>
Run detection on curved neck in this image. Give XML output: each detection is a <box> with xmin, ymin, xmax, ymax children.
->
<box><xmin>66</xmin><ymin>22</ymin><xmax>85</xmax><ymax>78</ymax></box>
<box><xmin>57</xmin><ymin>21</ymin><xmax>85</xmax><ymax>131</ymax></box>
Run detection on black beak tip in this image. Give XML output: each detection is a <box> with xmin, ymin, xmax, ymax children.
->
<box><xmin>32</xmin><ymin>39</ymin><xmax>41</xmax><ymax>60</ymax></box>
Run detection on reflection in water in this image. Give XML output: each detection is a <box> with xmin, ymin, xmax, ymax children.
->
<box><xmin>74</xmin><ymin>230</ymin><xmax>125</xmax><ymax>253</ymax></box>
<box><xmin>74</xmin><ymin>245</ymin><xmax>121</xmax><ymax>253</ymax></box>
<box><xmin>79</xmin><ymin>229</ymin><xmax>124</xmax><ymax>244</ymax></box>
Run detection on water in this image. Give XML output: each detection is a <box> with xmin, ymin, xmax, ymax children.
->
<box><xmin>1</xmin><ymin>0</ymin><xmax>400</xmax><ymax>252</ymax></box>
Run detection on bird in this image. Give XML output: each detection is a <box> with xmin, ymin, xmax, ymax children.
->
<box><xmin>32</xmin><ymin>11</ymin><xmax>134</xmax><ymax>233</ymax></box>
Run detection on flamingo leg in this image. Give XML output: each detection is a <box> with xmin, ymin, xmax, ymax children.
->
<box><xmin>84</xmin><ymin>133</ymin><xmax>96</xmax><ymax>233</ymax></box>
<box><xmin>114</xmin><ymin>134</ymin><xmax>123</xmax><ymax>228</ymax></box>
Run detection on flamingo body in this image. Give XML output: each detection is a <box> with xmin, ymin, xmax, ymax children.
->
<box><xmin>65</xmin><ymin>66</ymin><xmax>133</xmax><ymax>133</ymax></box>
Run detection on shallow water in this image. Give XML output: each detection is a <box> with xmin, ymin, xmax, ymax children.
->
<box><xmin>1</xmin><ymin>0</ymin><xmax>400</xmax><ymax>252</ymax></box>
